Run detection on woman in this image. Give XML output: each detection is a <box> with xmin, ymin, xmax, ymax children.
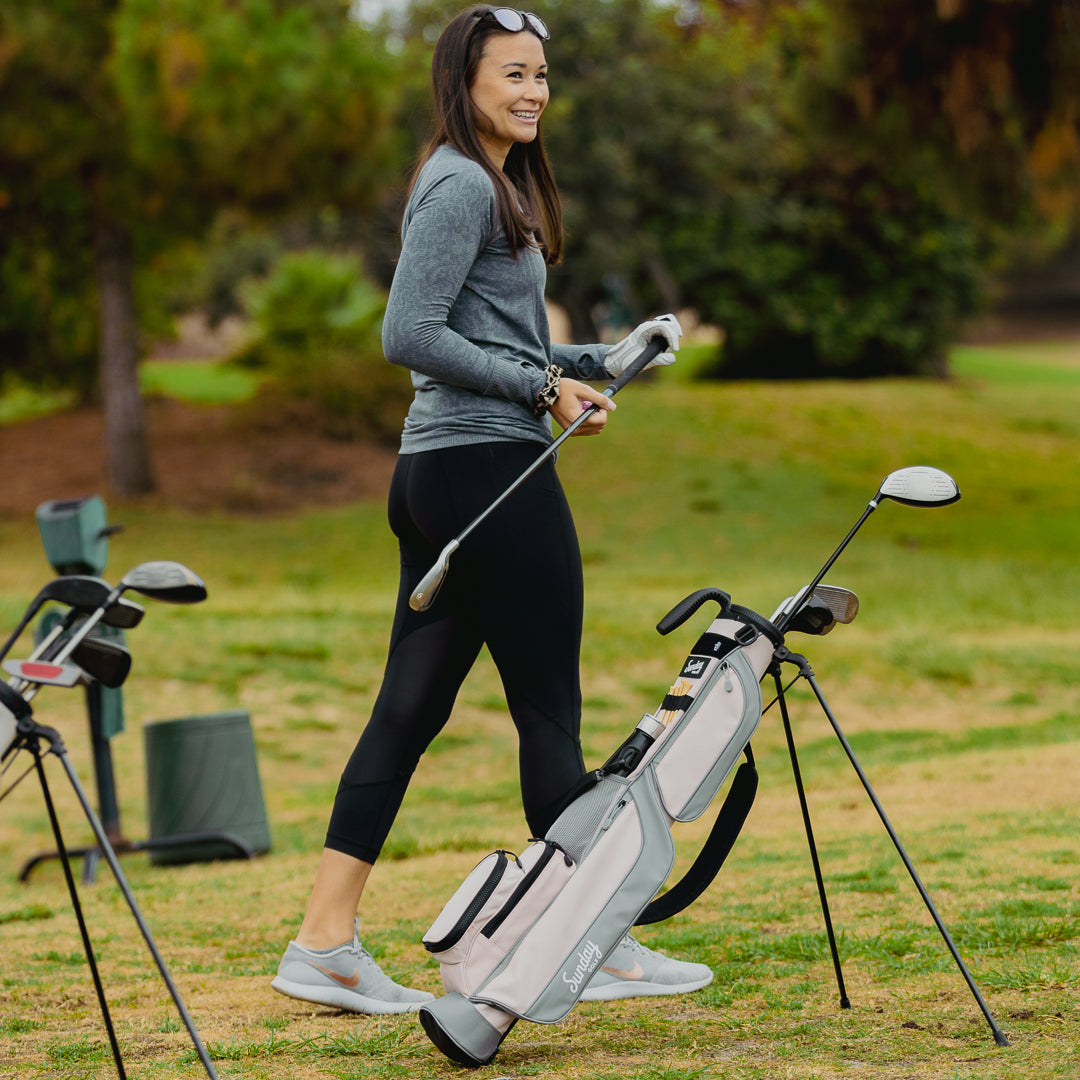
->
<box><xmin>272</xmin><ymin>6</ymin><xmax>703</xmax><ymax>1014</ymax></box>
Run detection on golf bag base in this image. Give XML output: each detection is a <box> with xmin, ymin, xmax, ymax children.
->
<box><xmin>420</xmin><ymin>591</ymin><xmax>780</xmax><ymax>1065</ymax></box>
<box><xmin>419</xmin><ymin>993</ymin><xmax>514</xmax><ymax>1068</ymax></box>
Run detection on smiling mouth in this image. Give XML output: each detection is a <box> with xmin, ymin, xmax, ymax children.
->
<box><xmin>512</xmin><ymin>111</ymin><xmax>538</xmax><ymax>121</ymax></box>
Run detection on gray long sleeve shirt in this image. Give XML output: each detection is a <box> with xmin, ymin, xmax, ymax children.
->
<box><xmin>383</xmin><ymin>145</ymin><xmax>611</xmax><ymax>454</ymax></box>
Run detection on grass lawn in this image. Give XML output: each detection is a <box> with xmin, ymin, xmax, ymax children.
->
<box><xmin>0</xmin><ymin>340</ymin><xmax>1077</xmax><ymax>1078</ymax></box>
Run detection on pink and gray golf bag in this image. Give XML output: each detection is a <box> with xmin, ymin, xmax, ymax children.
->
<box><xmin>419</xmin><ymin>589</ymin><xmax>779</xmax><ymax>1066</ymax></box>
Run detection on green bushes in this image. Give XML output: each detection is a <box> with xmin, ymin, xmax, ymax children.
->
<box><xmin>686</xmin><ymin>166</ymin><xmax>990</xmax><ymax>380</ymax></box>
<box><xmin>236</xmin><ymin>251</ymin><xmax>411</xmax><ymax>445</ymax></box>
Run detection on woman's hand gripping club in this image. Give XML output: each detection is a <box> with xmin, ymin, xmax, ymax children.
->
<box><xmin>409</xmin><ymin>335</ymin><xmax>672</xmax><ymax>612</ymax></box>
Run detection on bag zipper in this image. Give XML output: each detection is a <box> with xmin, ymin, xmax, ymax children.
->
<box><xmin>480</xmin><ymin>841</ymin><xmax>569</xmax><ymax>940</ymax></box>
<box><xmin>423</xmin><ymin>850</ymin><xmax>513</xmax><ymax>953</ymax></box>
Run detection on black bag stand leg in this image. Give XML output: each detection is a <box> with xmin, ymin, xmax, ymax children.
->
<box><xmin>770</xmin><ymin>666</ymin><xmax>850</xmax><ymax>1009</ymax></box>
<box><xmin>15</xmin><ymin>719</ymin><xmax>221</xmax><ymax>1079</ymax></box>
<box><xmin>774</xmin><ymin>647</ymin><xmax>1010</xmax><ymax>1047</ymax></box>
<box><xmin>30</xmin><ymin>742</ymin><xmax>127</xmax><ymax>1079</ymax></box>
<box><xmin>18</xmin><ymin>683</ymin><xmax>256</xmax><ymax>886</ymax></box>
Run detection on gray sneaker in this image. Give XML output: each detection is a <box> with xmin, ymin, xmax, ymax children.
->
<box><xmin>271</xmin><ymin>920</ymin><xmax>434</xmax><ymax>1014</ymax></box>
<box><xmin>579</xmin><ymin>934</ymin><xmax>713</xmax><ymax>1002</ymax></box>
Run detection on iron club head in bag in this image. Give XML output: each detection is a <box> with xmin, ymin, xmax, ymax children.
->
<box><xmin>5</xmin><ymin>638</ymin><xmax>133</xmax><ymax>690</ymax></box>
<box><xmin>0</xmin><ymin>576</ymin><xmax>145</xmax><ymax>664</ymax></box>
<box><xmin>38</xmin><ymin>561</ymin><xmax>207</xmax><ymax>679</ymax></box>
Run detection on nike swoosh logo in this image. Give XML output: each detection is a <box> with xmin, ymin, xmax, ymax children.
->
<box><xmin>307</xmin><ymin>961</ymin><xmax>361</xmax><ymax>988</ymax></box>
<box><xmin>600</xmin><ymin>961</ymin><xmax>644</xmax><ymax>980</ymax></box>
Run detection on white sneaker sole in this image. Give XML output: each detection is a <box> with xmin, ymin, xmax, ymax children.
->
<box><xmin>579</xmin><ymin>970</ymin><xmax>713</xmax><ymax>1002</ymax></box>
<box><xmin>271</xmin><ymin>974</ymin><xmax>433</xmax><ymax>1015</ymax></box>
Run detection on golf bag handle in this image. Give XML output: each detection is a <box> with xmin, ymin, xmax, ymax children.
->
<box><xmin>656</xmin><ymin>587</ymin><xmax>732</xmax><ymax>636</ymax></box>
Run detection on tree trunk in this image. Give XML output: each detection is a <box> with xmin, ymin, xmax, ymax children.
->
<box><xmin>644</xmin><ymin>249</ymin><xmax>681</xmax><ymax>314</ymax></box>
<box><xmin>93</xmin><ymin>210</ymin><xmax>155</xmax><ymax>496</ymax></box>
<box><xmin>561</xmin><ymin>287</ymin><xmax>599</xmax><ymax>344</ymax></box>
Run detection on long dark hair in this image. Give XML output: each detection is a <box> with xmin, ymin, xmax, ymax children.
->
<box><xmin>411</xmin><ymin>5</ymin><xmax>564</xmax><ymax>265</ymax></box>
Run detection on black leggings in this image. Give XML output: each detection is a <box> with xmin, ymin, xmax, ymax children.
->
<box><xmin>325</xmin><ymin>442</ymin><xmax>587</xmax><ymax>863</ymax></box>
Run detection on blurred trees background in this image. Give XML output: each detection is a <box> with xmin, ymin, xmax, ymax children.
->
<box><xmin>1</xmin><ymin>0</ymin><xmax>1077</xmax><ymax>493</ymax></box>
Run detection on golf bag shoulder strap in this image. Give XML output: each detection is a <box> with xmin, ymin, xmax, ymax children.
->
<box><xmin>634</xmin><ymin>746</ymin><xmax>757</xmax><ymax>926</ymax></box>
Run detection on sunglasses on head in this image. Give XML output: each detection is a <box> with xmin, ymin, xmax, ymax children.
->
<box><xmin>475</xmin><ymin>7</ymin><xmax>550</xmax><ymax>40</ymax></box>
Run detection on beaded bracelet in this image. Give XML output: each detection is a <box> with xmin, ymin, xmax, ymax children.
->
<box><xmin>534</xmin><ymin>364</ymin><xmax>563</xmax><ymax>415</ymax></box>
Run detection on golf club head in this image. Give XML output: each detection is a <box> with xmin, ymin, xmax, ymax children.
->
<box><xmin>783</xmin><ymin>595</ymin><xmax>837</xmax><ymax>636</ymax></box>
<box><xmin>0</xmin><ymin>577</ymin><xmax>88</xmax><ymax>662</ymax></box>
<box><xmin>811</xmin><ymin>584</ymin><xmax>859</xmax><ymax>624</ymax></box>
<box><xmin>119</xmin><ymin>561</ymin><xmax>207</xmax><ymax>604</ymax></box>
<box><xmin>70</xmin><ymin>637</ymin><xmax>132</xmax><ymax>688</ymax></box>
<box><xmin>875</xmin><ymin>466</ymin><xmax>960</xmax><ymax>508</ymax></box>
<box><xmin>409</xmin><ymin>540</ymin><xmax>460</xmax><ymax>613</ymax></box>
<box><xmin>39</xmin><ymin>575</ymin><xmax>112</xmax><ymax>609</ymax></box>
<box><xmin>771</xmin><ymin>584</ymin><xmax>859</xmax><ymax>636</ymax></box>
<box><xmin>102</xmin><ymin>597</ymin><xmax>145</xmax><ymax>630</ymax></box>
<box><xmin>37</xmin><ymin>576</ymin><xmax>145</xmax><ymax>628</ymax></box>
<box><xmin>3</xmin><ymin>658</ymin><xmax>87</xmax><ymax>688</ymax></box>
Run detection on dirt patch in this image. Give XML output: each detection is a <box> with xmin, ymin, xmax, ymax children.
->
<box><xmin>0</xmin><ymin>396</ymin><xmax>399</xmax><ymax>520</ymax></box>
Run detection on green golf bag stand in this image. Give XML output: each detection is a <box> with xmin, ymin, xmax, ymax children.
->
<box><xmin>21</xmin><ymin>497</ymin><xmax>267</xmax><ymax>881</ymax></box>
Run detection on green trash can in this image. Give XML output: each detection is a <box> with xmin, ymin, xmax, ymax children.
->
<box><xmin>143</xmin><ymin>709</ymin><xmax>271</xmax><ymax>866</ymax></box>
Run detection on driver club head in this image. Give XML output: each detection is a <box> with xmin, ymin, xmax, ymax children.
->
<box><xmin>875</xmin><ymin>466</ymin><xmax>960</xmax><ymax>508</ymax></box>
<box><xmin>119</xmin><ymin>561</ymin><xmax>207</xmax><ymax>604</ymax></box>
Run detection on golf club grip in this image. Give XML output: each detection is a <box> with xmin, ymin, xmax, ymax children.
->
<box><xmin>557</xmin><ymin>335</ymin><xmax>669</xmax><ymax>441</ymax></box>
<box><xmin>604</xmin><ymin>336</ymin><xmax>667</xmax><ymax>396</ymax></box>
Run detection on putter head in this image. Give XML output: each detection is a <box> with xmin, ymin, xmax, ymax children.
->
<box><xmin>3</xmin><ymin>658</ymin><xmax>87</xmax><ymax>688</ymax></box>
<box><xmin>875</xmin><ymin>466</ymin><xmax>960</xmax><ymax>508</ymax></box>
<box><xmin>120</xmin><ymin>561</ymin><xmax>207</xmax><ymax>604</ymax></box>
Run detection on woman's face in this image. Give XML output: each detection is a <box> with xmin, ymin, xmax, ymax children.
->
<box><xmin>469</xmin><ymin>31</ymin><xmax>549</xmax><ymax>168</ymax></box>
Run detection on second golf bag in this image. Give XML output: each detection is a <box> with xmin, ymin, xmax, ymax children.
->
<box><xmin>419</xmin><ymin>589</ymin><xmax>780</xmax><ymax>1066</ymax></box>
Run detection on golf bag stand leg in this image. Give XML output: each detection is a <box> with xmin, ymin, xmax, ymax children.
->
<box><xmin>779</xmin><ymin>652</ymin><xmax>1010</xmax><ymax>1047</ymax></box>
<box><xmin>769</xmin><ymin>662</ymin><xmax>849</xmax><ymax>1009</ymax></box>
<box><xmin>18</xmin><ymin>719</ymin><xmax>222</xmax><ymax>1078</ymax></box>
<box><xmin>25</xmin><ymin>730</ymin><xmax>127</xmax><ymax>1079</ymax></box>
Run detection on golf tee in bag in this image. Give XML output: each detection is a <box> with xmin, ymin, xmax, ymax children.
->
<box><xmin>419</xmin><ymin>595</ymin><xmax>778</xmax><ymax>1066</ymax></box>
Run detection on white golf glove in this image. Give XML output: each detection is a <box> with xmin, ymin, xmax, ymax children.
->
<box><xmin>603</xmin><ymin>314</ymin><xmax>683</xmax><ymax>377</ymax></box>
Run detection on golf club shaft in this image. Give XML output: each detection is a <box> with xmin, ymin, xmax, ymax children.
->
<box><xmin>409</xmin><ymin>337</ymin><xmax>668</xmax><ymax>612</ymax></box>
<box><xmin>773</xmin><ymin>501</ymin><xmax>877</xmax><ymax>634</ymax></box>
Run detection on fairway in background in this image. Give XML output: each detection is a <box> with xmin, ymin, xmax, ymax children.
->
<box><xmin>0</xmin><ymin>337</ymin><xmax>1076</xmax><ymax>1079</ymax></box>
